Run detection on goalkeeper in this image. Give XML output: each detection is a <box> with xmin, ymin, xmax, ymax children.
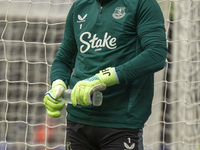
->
<box><xmin>44</xmin><ymin>0</ymin><xmax>167</xmax><ymax>149</ymax></box>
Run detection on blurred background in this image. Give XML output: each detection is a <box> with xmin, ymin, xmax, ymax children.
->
<box><xmin>0</xmin><ymin>0</ymin><xmax>200</xmax><ymax>150</ymax></box>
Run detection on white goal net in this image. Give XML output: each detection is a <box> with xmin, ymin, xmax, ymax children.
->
<box><xmin>0</xmin><ymin>0</ymin><xmax>199</xmax><ymax>150</ymax></box>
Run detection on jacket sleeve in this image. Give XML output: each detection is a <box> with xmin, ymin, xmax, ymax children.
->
<box><xmin>50</xmin><ymin>3</ymin><xmax>78</xmax><ymax>86</ymax></box>
<box><xmin>115</xmin><ymin>0</ymin><xmax>167</xmax><ymax>84</ymax></box>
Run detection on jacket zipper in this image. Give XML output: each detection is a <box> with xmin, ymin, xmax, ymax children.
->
<box><xmin>99</xmin><ymin>6</ymin><xmax>103</xmax><ymax>14</ymax></box>
<box><xmin>96</xmin><ymin>6</ymin><xmax>103</xmax><ymax>24</ymax></box>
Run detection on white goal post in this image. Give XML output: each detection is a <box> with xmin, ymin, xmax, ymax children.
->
<box><xmin>0</xmin><ymin>0</ymin><xmax>200</xmax><ymax>150</ymax></box>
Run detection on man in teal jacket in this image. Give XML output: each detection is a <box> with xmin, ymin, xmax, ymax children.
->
<box><xmin>44</xmin><ymin>0</ymin><xmax>167</xmax><ymax>149</ymax></box>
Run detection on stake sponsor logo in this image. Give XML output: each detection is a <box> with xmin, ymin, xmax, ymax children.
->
<box><xmin>79</xmin><ymin>32</ymin><xmax>117</xmax><ymax>53</ymax></box>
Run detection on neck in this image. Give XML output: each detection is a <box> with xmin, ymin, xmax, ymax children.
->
<box><xmin>97</xmin><ymin>0</ymin><xmax>112</xmax><ymax>5</ymax></box>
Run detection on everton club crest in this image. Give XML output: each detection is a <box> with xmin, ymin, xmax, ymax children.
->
<box><xmin>112</xmin><ymin>7</ymin><xmax>126</xmax><ymax>19</ymax></box>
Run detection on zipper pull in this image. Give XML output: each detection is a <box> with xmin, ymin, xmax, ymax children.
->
<box><xmin>99</xmin><ymin>6</ymin><xmax>103</xmax><ymax>13</ymax></box>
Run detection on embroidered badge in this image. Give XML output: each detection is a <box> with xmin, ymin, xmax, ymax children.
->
<box><xmin>112</xmin><ymin>7</ymin><xmax>126</xmax><ymax>19</ymax></box>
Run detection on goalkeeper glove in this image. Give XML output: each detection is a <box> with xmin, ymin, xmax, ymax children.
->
<box><xmin>71</xmin><ymin>67</ymin><xmax>119</xmax><ymax>106</ymax></box>
<box><xmin>43</xmin><ymin>79</ymin><xmax>67</xmax><ymax>118</ymax></box>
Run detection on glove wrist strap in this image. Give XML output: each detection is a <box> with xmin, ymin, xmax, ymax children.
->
<box><xmin>97</xmin><ymin>67</ymin><xmax>119</xmax><ymax>87</ymax></box>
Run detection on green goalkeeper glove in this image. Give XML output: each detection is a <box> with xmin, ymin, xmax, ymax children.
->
<box><xmin>43</xmin><ymin>79</ymin><xmax>67</xmax><ymax>118</ymax></box>
<box><xmin>71</xmin><ymin>67</ymin><xmax>119</xmax><ymax>106</ymax></box>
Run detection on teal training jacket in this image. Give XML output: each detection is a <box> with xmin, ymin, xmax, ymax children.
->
<box><xmin>50</xmin><ymin>0</ymin><xmax>167</xmax><ymax>129</ymax></box>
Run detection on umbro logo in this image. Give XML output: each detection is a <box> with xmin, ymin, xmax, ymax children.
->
<box><xmin>77</xmin><ymin>14</ymin><xmax>88</xmax><ymax>23</ymax></box>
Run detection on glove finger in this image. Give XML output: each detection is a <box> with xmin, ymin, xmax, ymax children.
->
<box><xmin>44</xmin><ymin>93</ymin><xmax>64</xmax><ymax>105</ymax></box>
<box><xmin>44</xmin><ymin>97</ymin><xmax>65</xmax><ymax>111</ymax></box>
<box><xmin>75</xmin><ymin>87</ymin><xmax>87</xmax><ymax>106</ymax></box>
<box><xmin>55</xmin><ymin>85</ymin><xmax>65</xmax><ymax>99</ymax></box>
<box><xmin>44</xmin><ymin>92</ymin><xmax>60</xmax><ymax>104</ymax></box>
<box><xmin>77</xmin><ymin>82</ymin><xmax>92</xmax><ymax>106</ymax></box>
<box><xmin>72</xmin><ymin>84</ymin><xmax>89</xmax><ymax>106</ymax></box>
<box><xmin>82</xmin><ymin>86</ymin><xmax>92</xmax><ymax>106</ymax></box>
<box><xmin>91</xmin><ymin>83</ymin><xmax>106</xmax><ymax>93</ymax></box>
<box><xmin>46</xmin><ymin>109</ymin><xmax>61</xmax><ymax>118</ymax></box>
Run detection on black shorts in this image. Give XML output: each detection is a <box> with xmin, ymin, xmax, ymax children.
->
<box><xmin>66</xmin><ymin>120</ymin><xmax>144</xmax><ymax>150</ymax></box>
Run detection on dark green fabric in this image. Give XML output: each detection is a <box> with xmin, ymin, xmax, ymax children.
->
<box><xmin>50</xmin><ymin>0</ymin><xmax>167</xmax><ymax>129</ymax></box>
